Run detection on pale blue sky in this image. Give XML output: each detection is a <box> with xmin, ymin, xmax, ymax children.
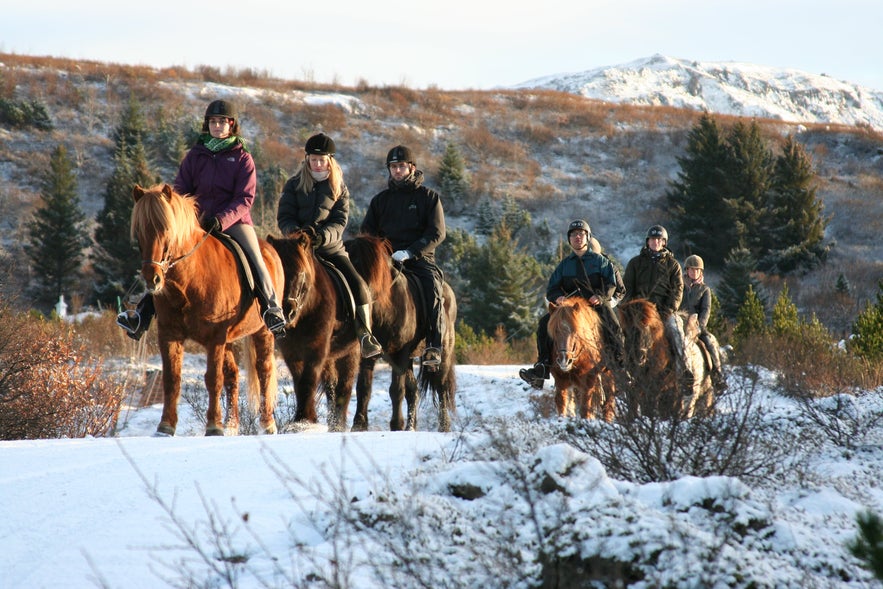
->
<box><xmin>3</xmin><ymin>0</ymin><xmax>882</xmax><ymax>91</ymax></box>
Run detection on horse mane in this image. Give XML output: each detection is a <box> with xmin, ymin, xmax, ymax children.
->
<box><xmin>345</xmin><ymin>234</ymin><xmax>394</xmax><ymax>309</ymax></box>
<box><xmin>131</xmin><ymin>184</ymin><xmax>200</xmax><ymax>252</ymax></box>
<box><xmin>620</xmin><ymin>298</ymin><xmax>663</xmax><ymax>332</ymax></box>
<box><xmin>548</xmin><ymin>299</ymin><xmax>603</xmax><ymax>353</ymax></box>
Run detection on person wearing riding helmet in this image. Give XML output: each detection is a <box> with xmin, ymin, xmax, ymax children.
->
<box><xmin>276</xmin><ymin>133</ymin><xmax>383</xmax><ymax>358</ymax></box>
<box><xmin>117</xmin><ymin>99</ymin><xmax>286</xmax><ymax>340</ymax></box>
<box><xmin>361</xmin><ymin>145</ymin><xmax>447</xmax><ymax>367</ymax></box>
<box><xmin>622</xmin><ymin>224</ymin><xmax>687</xmax><ymax>375</ymax></box>
<box><xmin>519</xmin><ymin>219</ymin><xmax>626</xmax><ymax>389</ymax></box>
<box><xmin>680</xmin><ymin>254</ymin><xmax>727</xmax><ymax>390</ymax></box>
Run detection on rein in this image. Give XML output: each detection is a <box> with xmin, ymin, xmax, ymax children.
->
<box><xmin>142</xmin><ymin>230</ymin><xmax>213</xmax><ymax>272</ymax></box>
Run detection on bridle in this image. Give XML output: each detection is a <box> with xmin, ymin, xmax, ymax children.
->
<box><xmin>141</xmin><ymin>230</ymin><xmax>213</xmax><ymax>274</ymax></box>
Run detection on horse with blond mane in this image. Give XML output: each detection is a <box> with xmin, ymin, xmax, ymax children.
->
<box><xmin>546</xmin><ymin>298</ymin><xmax>617</xmax><ymax>421</ymax></box>
<box><xmin>130</xmin><ymin>184</ymin><xmax>283</xmax><ymax>435</ymax></box>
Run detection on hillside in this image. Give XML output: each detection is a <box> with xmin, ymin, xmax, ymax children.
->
<box><xmin>517</xmin><ymin>54</ymin><xmax>883</xmax><ymax>130</ymax></box>
<box><xmin>1</xmin><ymin>53</ymin><xmax>882</xmax><ymax>334</ymax></box>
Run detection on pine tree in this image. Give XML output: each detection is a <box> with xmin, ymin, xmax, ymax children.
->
<box><xmin>23</xmin><ymin>145</ymin><xmax>89</xmax><ymax>306</ymax></box>
<box><xmin>733</xmin><ymin>285</ymin><xmax>767</xmax><ymax>344</ymax></box>
<box><xmin>437</xmin><ymin>142</ymin><xmax>471</xmax><ymax>214</ymax></box>
<box><xmin>836</xmin><ymin>273</ymin><xmax>851</xmax><ymax>296</ymax></box>
<box><xmin>848</xmin><ymin>280</ymin><xmax>883</xmax><ymax>363</ymax></box>
<box><xmin>716</xmin><ymin>247</ymin><xmax>765</xmax><ymax>320</ymax></box>
<box><xmin>760</xmin><ymin>135</ymin><xmax>830</xmax><ymax>274</ymax></box>
<box><xmin>667</xmin><ymin>113</ymin><xmax>732</xmax><ymax>265</ymax></box>
<box><xmin>92</xmin><ymin>98</ymin><xmax>159</xmax><ymax>306</ymax></box>
<box><xmin>462</xmin><ymin>222</ymin><xmax>546</xmax><ymax>338</ymax></box>
<box><xmin>848</xmin><ymin>510</ymin><xmax>883</xmax><ymax>581</ymax></box>
<box><xmin>770</xmin><ymin>283</ymin><xmax>800</xmax><ymax>336</ymax></box>
<box><xmin>722</xmin><ymin>120</ymin><xmax>773</xmax><ymax>258</ymax></box>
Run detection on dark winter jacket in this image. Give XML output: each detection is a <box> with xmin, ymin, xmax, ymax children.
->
<box><xmin>681</xmin><ymin>280</ymin><xmax>712</xmax><ymax>331</ymax></box>
<box><xmin>622</xmin><ymin>246</ymin><xmax>683</xmax><ymax>318</ymax></box>
<box><xmin>173</xmin><ymin>138</ymin><xmax>256</xmax><ymax>230</ymax></box>
<box><xmin>547</xmin><ymin>251</ymin><xmax>618</xmax><ymax>303</ymax></box>
<box><xmin>277</xmin><ymin>173</ymin><xmax>350</xmax><ymax>256</ymax></box>
<box><xmin>361</xmin><ymin>170</ymin><xmax>445</xmax><ymax>262</ymax></box>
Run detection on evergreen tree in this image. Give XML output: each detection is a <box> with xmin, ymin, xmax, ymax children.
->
<box><xmin>836</xmin><ymin>273</ymin><xmax>851</xmax><ymax>296</ymax></box>
<box><xmin>733</xmin><ymin>285</ymin><xmax>767</xmax><ymax>344</ymax></box>
<box><xmin>92</xmin><ymin>98</ymin><xmax>158</xmax><ymax>306</ymax></box>
<box><xmin>770</xmin><ymin>283</ymin><xmax>800</xmax><ymax>336</ymax></box>
<box><xmin>716</xmin><ymin>247</ymin><xmax>765</xmax><ymax>320</ymax></box>
<box><xmin>848</xmin><ymin>510</ymin><xmax>883</xmax><ymax>581</ymax></box>
<box><xmin>23</xmin><ymin>145</ymin><xmax>89</xmax><ymax>306</ymax></box>
<box><xmin>462</xmin><ymin>222</ymin><xmax>546</xmax><ymax>338</ymax></box>
<box><xmin>667</xmin><ymin>113</ymin><xmax>732</xmax><ymax>264</ymax></box>
<box><xmin>722</xmin><ymin>120</ymin><xmax>773</xmax><ymax>258</ymax></box>
<box><xmin>760</xmin><ymin>135</ymin><xmax>830</xmax><ymax>274</ymax></box>
<box><xmin>437</xmin><ymin>142</ymin><xmax>471</xmax><ymax>214</ymax></box>
<box><xmin>848</xmin><ymin>280</ymin><xmax>883</xmax><ymax>363</ymax></box>
<box><xmin>475</xmin><ymin>197</ymin><xmax>498</xmax><ymax>236</ymax></box>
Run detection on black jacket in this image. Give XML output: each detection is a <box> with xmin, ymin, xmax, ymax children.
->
<box><xmin>361</xmin><ymin>170</ymin><xmax>445</xmax><ymax>262</ymax></box>
<box><xmin>277</xmin><ymin>173</ymin><xmax>349</xmax><ymax>256</ymax></box>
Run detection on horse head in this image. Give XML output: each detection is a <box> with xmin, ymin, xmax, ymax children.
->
<box><xmin>267</xmin><ymin>232</ymin><xmax>314</xmax><ymax>324</ymax></box>
<box><xmin>131</xmin><ymin>184</ymin><xmax>200</xmax><ymax>294</ymax></box>
<box><xmin>548</xmin><ymin>300</ymin><xmax>587</xmax><ymax>373</ymax></box>
<box><xmin>618</xmin><ymin>299</ymin><xmax>660</xmax><ymax>368</ymax></box>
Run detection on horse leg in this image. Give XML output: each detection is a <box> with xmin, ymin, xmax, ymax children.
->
<box><xmin>601</xmin><ymin>372</ymin><xmax>616</xmax><ymax>422</ymax></box>
<box><xmin>404</xmin><ymin>370</ymin><xmax>419</xmax><ymax>431</ymax></box>
<box><xmin>328</xmin><ymin>352</ymin><xmax>358</xmax><ymax>433</ymax></box>
<box><xmin>389</xmin><ymin>369</ymin><xmax>407</xmax><ymax>431</ymax></box>
<box><xmin>352</xmin><ymin>359</ymin><xmax>375</xmax><ymax>432</ymax></box>
<box><xmin>203</xmin><ymin>344</ymin><xmax>226</xmax><ymax>436</ymax></box>
<box><xmin>251</xmin><ymin>330</ymin><xmax>278</xmax><ymax>434</ymax></box>
<box><xmin>222</xmin><ymin>345</ymin><xmax>240</xmax><ymax>435</ymax></box>
<box><xmin>554</xmin><ymin>383</ymin><xmax>568</xmax><ymax>417</ymax></box>
<box><xmin>157</xmin><ymin>340</ymin><xmax>184</xmax><ymax>436</ymax></box>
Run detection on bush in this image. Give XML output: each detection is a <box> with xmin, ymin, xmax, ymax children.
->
<box><xmin>0</xmin><ymin>310</ymin><xmax>126</xmax><ymax>439</ymax></box>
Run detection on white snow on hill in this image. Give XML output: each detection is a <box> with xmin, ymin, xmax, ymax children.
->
<box><xmin>517</xmin><ymin>54</ymin><xmax>883</xmax><ymax>129</ymax></box>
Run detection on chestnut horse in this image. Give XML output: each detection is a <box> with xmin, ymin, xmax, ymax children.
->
<box><xmin>266</xmin><ymin>233</ymin><xmax>360</xmax><ymax>431</ymax></box>
<box><xmin>546</xmin><ymin>298</ymin><xmax>617</xmax><ymax>421</ymax></box>
<box><xmin>344</xmin><ymin>235</ymin><xmax>457</xmax><ymax>432</ymax></box>
<box><xmin>130</xmin><ymin>184</ymin><xmax>281</xmax><ymax>436</ymax></box>
<box><xmin>617</xmin><ymin>298</ymin><xmax>713</xmax><ymax>419</ymax></box>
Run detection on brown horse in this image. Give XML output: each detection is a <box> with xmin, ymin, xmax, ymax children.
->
<box><xmin>266</xmin><ymin>233</ymin><xmax>360</xmax><ymax>431</ymax></box>
<box><xmin>617</xmin><ymin>298</ymin><xmax>713</xmax><ymax>418</ymax></box>
<box><xmin>546</xmin><ymin>298</ymin><xmax>617</xmax><ymax>421</ymax></box>
<box><xmin>344</xmin><ymin>235</ymin><xmax>457</xmax><ymax>432</ymax></box>
<box><xmin>131</xmin><ymin>184</ymin><xmax>281</xmax><ymax>436</ymax></box>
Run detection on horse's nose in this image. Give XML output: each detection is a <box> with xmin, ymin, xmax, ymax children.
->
<box><xmin>152</xmin><ymin>274</ymin><xmax>162</xmax><ymax>289</ymax></box>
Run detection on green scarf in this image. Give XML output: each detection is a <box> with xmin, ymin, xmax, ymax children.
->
<box><xmin>200</xmin><ymin>134</ymin><xmax>246</xmax><ymax>153</ymax></box>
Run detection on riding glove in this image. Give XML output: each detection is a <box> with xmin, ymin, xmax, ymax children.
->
<box><xmin>201</xmin><ymin>216</ymin><xmax>221</xmax><ymax>233</ymax></box>
<box><xmin>392</xmin><ymin>250</ymin><xmax>411</xmax><ymax>263</ymax></box>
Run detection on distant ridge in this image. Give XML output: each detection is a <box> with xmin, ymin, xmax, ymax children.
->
<box><xmin>516</xmin><ymin>54</ymin><xmax>883</xmax><ymax>130</ymax></box>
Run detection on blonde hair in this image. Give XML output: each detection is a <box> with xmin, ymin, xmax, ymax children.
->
<box><xmin>296</xmin><ymin>155</ymin><xmax>344</xmax><ymax>200</ymax></box>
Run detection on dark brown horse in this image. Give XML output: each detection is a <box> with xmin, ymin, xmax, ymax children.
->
<box><xmin>617</xmin><ymin>298</ymin><xmax>713</xmax><ymax>418</ymax></box>
<box><xmin>344</xmin><ymin>235</ymin><xmax>457</xmax><ymax>432</ymax></box>
<box><xmin>267</xmin><ymin>232</ymin><xmax>360</xmax><ymax>431</ymax></box>
<box><xmin>546</xmin><ymin>298</ymin><xmax>616</xmax><ymax>421</ymax></box>
<box><xmin>131</xmin><ymin>184</ymin><xmax>281</xmax><ymax>436</ymax></box>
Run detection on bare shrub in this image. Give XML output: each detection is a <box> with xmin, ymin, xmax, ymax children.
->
<box><xmin>560</xmin><ymin>368</ymin><xmax>810</xmax><ymax>484</ymax></box>
<box><xmin>792</xmin><ymin>390</ymin><xmax>883</xmax><ymax>451</ymax></box>
<box><xmin>0</xmin><ymin>310</ymin><xmax>126</xmax><ymax>440</ymax></box>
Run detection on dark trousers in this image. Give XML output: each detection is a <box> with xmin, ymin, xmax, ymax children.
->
<box><xmin>404</xmin><ymin>258</ymin><xmax>445</xmax><ymax>349</ymax></box>
<box><xmin>321</xmin><ymin>251</ymin><xmax>371</xmax><ymax>306</ymax></box>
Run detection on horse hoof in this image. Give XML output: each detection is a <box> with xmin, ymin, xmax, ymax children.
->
<box><xmin>156</xmin><ymin>423</ymin><xmax>175</xmax><ymax>436</ymax></box>
<box><xmin>205</xmin><ymin>426</ymin><xmax>225</xmax><ymax>436</ymax></box>
<box><xmin>261</xmin><ymin>421</ymin><xmax>277</xmax><ymax>435</ymax></box>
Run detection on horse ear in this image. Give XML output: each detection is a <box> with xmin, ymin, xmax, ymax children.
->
<box><xmin>133</xmin><ymin>185</ymin><xmax>145</xmax><ymax>202</ymax></box>
<box><xmin>161</xmin><ymin>184</ymin><xmax>174</xmax><ymax>200</ymax></box>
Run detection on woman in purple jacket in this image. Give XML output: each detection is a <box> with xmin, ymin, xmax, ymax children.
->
<box><xmin>117</xmin><ymin>100</ymin><xmax>286</xmax><ymax>340</ymax></box>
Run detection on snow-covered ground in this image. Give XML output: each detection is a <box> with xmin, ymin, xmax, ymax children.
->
<box><xmin>1</xmin><ymin>355</ymin><xmax>881</xmax><ymax>588</ymax></box>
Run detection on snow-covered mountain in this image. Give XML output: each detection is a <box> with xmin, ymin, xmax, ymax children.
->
<box><xmin>517</xmin><ymin>54</ymin><xmax>883</xmax><ymax>129</ymax></box>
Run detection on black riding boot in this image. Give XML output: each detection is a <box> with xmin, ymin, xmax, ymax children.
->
<box><xmin>116</xmin><ymin>294</ymin><xmax>155</xmax><ymax>341</ymax></box>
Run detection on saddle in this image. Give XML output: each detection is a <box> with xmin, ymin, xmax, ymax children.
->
<box><xmin>212</xmin><ymin>231</ymin><xmax>255</xmax><ymax>296</ymax></box>
<box><xmin>316</xmin><ymin>256</ymin><xmax>357</xmax><ymax>321</ymax></box>
<box><xmin>395</xmin><ymin>267</ymin><xmax>430</xmax><ymax>331</ymax></box>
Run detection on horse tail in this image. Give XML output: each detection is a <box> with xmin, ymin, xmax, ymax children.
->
<box><xmin>245</xmin><ymin>337</ymin><xmax>278</xmax><ymax>414</ymax></box>
<box><xmin>419</xmin><ymin>361</ymin><xmax>457</xmax><ymax>412</ymax></box>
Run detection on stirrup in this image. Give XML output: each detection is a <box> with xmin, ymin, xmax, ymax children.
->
<box><xmin>263</xmin><ymin>306</ymin><xmax>286</xmax><ymax>337</ymax></box>
<box><xmin>360</xmin><ymin>334</ymin><xmax>383</xmax><ymax>358</ymax></box>
<box><xmin>422</xmin><ymin>347</ymin><xmax>442</xmax><ymax>366</ymax></box>
<box><xmin>116</xmin><ymin>310</ymin><xmax>144</xmax><ymax>341</ymax></box>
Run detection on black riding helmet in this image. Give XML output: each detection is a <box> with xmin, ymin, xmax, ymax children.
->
<box><xmin>305</xmin><ymin>133</ymin><xmax>336</xmax><ymax>156</ymax></box>
<box><xmin>646</xmin><ymin>224</ymin><xmax>668</xmax><ymax>245</ymax></box>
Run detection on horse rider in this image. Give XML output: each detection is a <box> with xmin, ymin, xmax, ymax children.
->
<box><xmin>621</xmin><ymin>224</ymin><xmax>687</xmax><ymax>374</ymax></box>
<box><xmin>277</xmin><ymin>132</ymin><xmax>383</xmax><ymax>358</ymax></box>
<box><xmin>680</xmin><ymin>254</ymin><xmax>727</xmax><ymax>391</ymax></box>
<box><xmin>117</xmin><ymin>99</ymin><xmax>286</xmax><ymax>340</ymax></box>
<box><xmin>519</xmin><ymin>219</ymin><xmax>626</xmax><ymax>389</ymax></box>
<box><xmin>361</xmin><ymin>145</ymin><xmax>447</xmax><ymax>367</ymax></box>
